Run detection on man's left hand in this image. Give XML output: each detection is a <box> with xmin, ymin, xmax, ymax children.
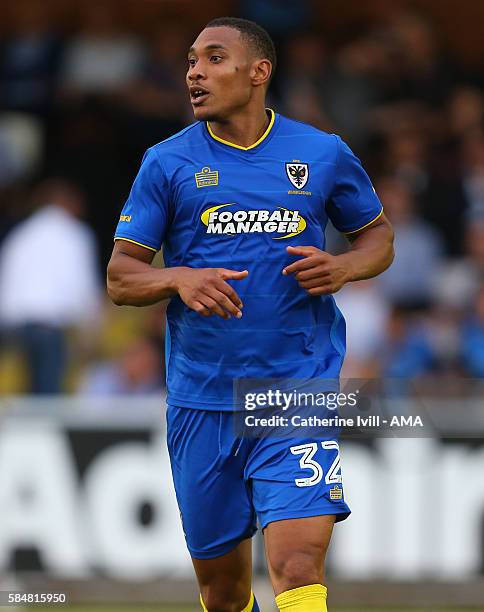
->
<box><xmin>282</xmin><ymin>245</ymin><xmax>352</xmax><ymax>295</ymax></box>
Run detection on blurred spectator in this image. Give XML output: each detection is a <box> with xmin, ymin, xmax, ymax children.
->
<box><xmin>436</xmin><ymin>217</ymin><xmax>484</xmax><ymax>311</ymax></box>
<box><xmin>117</xmin><ymin>22</ymin><xmax>188</xmax><ymax>153</ymax></box>
<box><xmin>336</xmin><ymin>281</ymin><xmax>389</xmax><ymax>378</ymax></box>
<box><xmin>60</xmin><ymin>3</ymin><xmax>144</xmax><ymax>95</ymax></box>
<box><xmin>383</xmin><ymin>123</ymin><xmax>430</xmax><ymax>195</ymax></box>
<box><xmin>424</xmin><ymin>305</ymin><xmax>462</xmax><ymax>374</ymax></box>
<box><xmin>0</xmin><ymin>1</ymin><xmax>63</xmax><ymax>114</ymax></box>
<box><xmin>0</xmin><ymin>179</ymin><xmax>102</xmax><ymax>393</ymax></box>
<box><xmin>461</xmin><ymin>130</ymin><xmax>484</xmax><ymax>219</ymax></box>
<box><xmin>120</xmin><ymin>22</ymin><xmax>189</xmax><ymax>120</ymax></box>
<box><xmin>0</xmin><ymin>113</ymin><xmax>43</xmax><ymax>188</ymax></box>
<box><xmin>387</xmin><ymin>12</ymin><xmax>454</xmax><ymax>106</ymax></box>
<box><xmin>377</xmin><ymin>307</ymin><xmax>436</xmax><ymax>379</ymax></box>
<box><xmin>447</xmin><ymin>87</ymin><xmax>484</xmax><ymax>141</ymax></box>
<box><xmin>241</xmin><ymin>0</ymin><xmax>310</xmax><ymax>41</ymax></box>
<box><xmin>322</xmin><ymin>37</ymin><xmax>383</xmax><ymax>145</ymax></box>
<box><xmin>460</xmin><ymin>287</ymin><xmax>484</xmax><ymax>378</ymax></box>
<box><xmin>376</xmin><ymin>176</ymin><xmax>443</xmax><ymax>308</ymax></box>
<box><xmin>78</xmin><ymin>336</ymin><xmax>164</xmax><ymax>395</ymax></box>
<box><xmin>423</xmin><ymin>129</ymin><xmax>484</xmax><ymax>256</ymax></box>
<box><xmin>280</xmin><ymin>32</ymin><xmax>333</xmax><ymax>131</ymax></box>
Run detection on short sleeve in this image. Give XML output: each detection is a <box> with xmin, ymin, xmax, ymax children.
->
<box><xmin>114</xmin><ymin>147</ymin><xmax>170</xmax><ymax>251</ymax></box>
<box><xmin>326</xmin><ymin>136</ymin><xmax>383</xmax><ymax>234</ymax></box>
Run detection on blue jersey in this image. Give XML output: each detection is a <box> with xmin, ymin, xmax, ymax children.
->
<box><xmin>114</xmin><ymin>110</ymin><xmax>383</xmax><ymax>410</ymax></box>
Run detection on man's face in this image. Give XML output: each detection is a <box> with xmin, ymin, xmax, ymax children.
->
<box><xmin>187</xmin><ymin>26</ymin><xmax>255</xmax><ymax>121</ymax></box>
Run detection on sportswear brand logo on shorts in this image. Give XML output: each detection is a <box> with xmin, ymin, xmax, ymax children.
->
<box><xmin>329</xmin><ymin>485</ymin><xmax>343</xmax><ymax>500</ymax></box>
<box><xmin>286</xmin><ymin>162</ymin><xmax>309</xmax><ymax>189</ymax></box>
<box><xmin>200</xmin><ymin>204</ymin><xmax>307</xmax><ymax>239</ymax></box>
<box><xmin>195</xmin><ymin>166</ymin><xmax>219</xmax><ymax>188</ymax></box>
<box><xmin>119</xmin><ymin>215</ymin><xmax>132</xmax><ymax>222</ymax></box>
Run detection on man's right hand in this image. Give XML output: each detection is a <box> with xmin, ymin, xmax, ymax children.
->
<box><xmin>175</xmin><ymin>267</ymin><xmax>248</xmax><ymax>319</ymax></box>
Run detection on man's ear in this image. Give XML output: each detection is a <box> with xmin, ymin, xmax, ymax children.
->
<box><xmin>250</xmin><ymin>58</ymin><xmax>272</xmax><ymax>88</ymax></box>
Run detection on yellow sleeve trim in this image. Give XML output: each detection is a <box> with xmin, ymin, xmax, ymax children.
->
<box><xmin>114</xmin><ymin>237</ymin><xmax>158</xmax><ymax>252</ymax></box>
<box><xmin>207</xmin><ymin>109</ymin><xmax>275</xmax><ymax>150</ymax></box>
<box><xmin>344</xmin><ymin>208</ymin><xmax>384</xmax><ymax>235</ymax></box>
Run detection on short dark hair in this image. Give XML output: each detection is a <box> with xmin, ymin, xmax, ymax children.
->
<box><xmin>205</xmin><ymin>17</ymin><xmax>276</xmax><ymax>78</ymax></box>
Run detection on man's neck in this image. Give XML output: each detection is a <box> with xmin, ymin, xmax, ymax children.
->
<box><xmin>207</xmin><ymin>106</ymin><xmax>271</xmax><ymax>149</ymax></box>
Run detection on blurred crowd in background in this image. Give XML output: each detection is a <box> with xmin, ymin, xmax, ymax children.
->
<box><xmin>0</xmin><ymin>0</ymin><xmax>483</xmax><ymax>395</ymax></box>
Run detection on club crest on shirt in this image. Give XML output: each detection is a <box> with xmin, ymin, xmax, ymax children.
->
<box><xmin>286</xmin><ymin>162</ymin><xmax>309</xmax><ymax>189</ymax></box>
<box><xmin>195</xmin><ymin>166</ymin><xmax>219</xmax><ymax>188</ymax></box>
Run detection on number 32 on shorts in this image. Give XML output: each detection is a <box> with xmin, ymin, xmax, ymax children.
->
<box><xmin>290</xmin><ymin>441</ymin><xmax>342</xmax><ymax>487</ymax></box>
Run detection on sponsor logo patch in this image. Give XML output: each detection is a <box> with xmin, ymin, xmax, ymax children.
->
<box><xmin>329</xmin><ymin>485</ymin><xmax>343</xmax><ymax>500</ymax></box>
<box><xmin>195</xmin><ymin>166</ymin><xmax>219</xmax><ymax>188</ymax></box>
<box><xmin>200</xmin><ymin>204</ymin><xmax>306</xmax><ymax>239</ymax></box>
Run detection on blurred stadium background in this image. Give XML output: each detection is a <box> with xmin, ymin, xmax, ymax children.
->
<box><xmin>0</xmin><ymin>0</ymin><xmax>483</xmax><ymax>610</ymax></box>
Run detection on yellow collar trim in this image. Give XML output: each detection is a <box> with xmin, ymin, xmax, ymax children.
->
<box><xmin>206</xmin><ymin>108</ymin><xmax>275</xmax><ymax>150</ymax></box>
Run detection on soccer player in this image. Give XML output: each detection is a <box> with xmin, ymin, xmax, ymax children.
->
<box><xmin>107</xmin><ymin>17</ymin><xmax>394</xmax><ymax>612</ymax></box>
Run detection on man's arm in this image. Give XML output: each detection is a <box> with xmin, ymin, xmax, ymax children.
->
<box><xmin>282</xmin><ymin>214</ymin><xmax>394</xmax><ymax>295</ymax></box>
<box><xmin>107</xmin><ymin>240</ymin><xmax>248</xmax><ymax>318</ymax></box>
<box><xmin>338</xmin><ymin>213</ymin><xmax>394</xmax><ymax>281</ymax></box>
<box><xmin>107</xmin><ymin>240</ymin><xmax>177</xmax><ymax>306</ymax></box>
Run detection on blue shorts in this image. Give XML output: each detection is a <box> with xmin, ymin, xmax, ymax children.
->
<box><xmin>167</xmin><ymin>405</ymin><xmax>351</xmax><ymax>559</ymax></box>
